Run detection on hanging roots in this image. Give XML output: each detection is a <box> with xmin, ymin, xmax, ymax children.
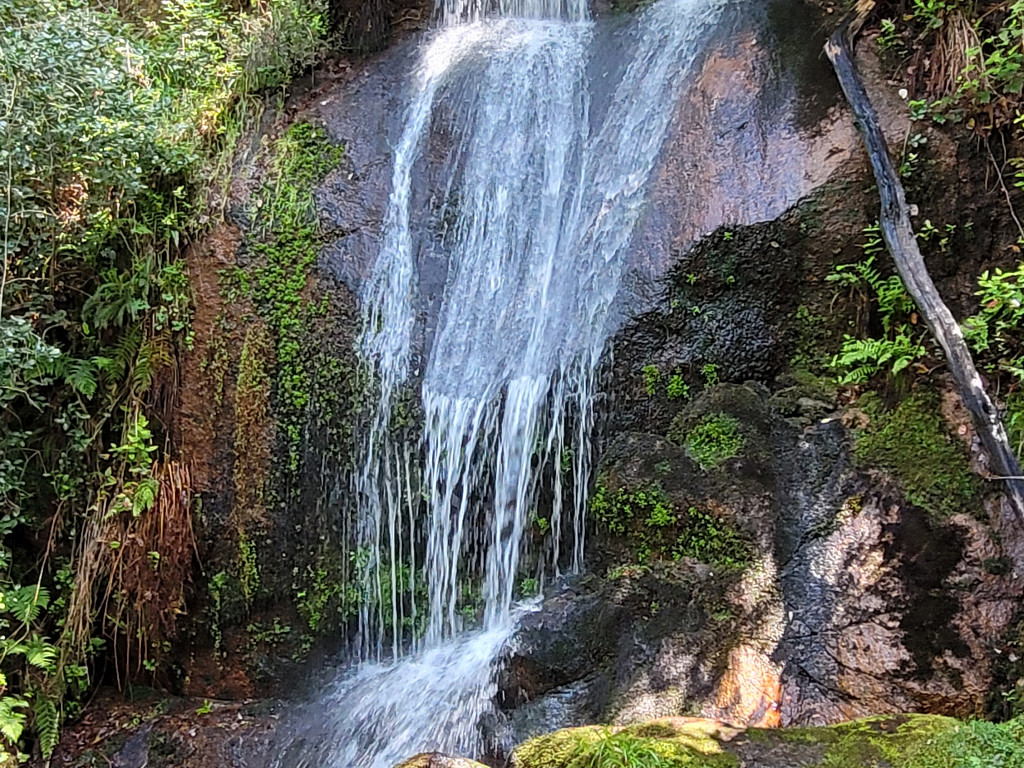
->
<box><xmin>62</xmin><ymin>460</ymin><xmax>197</xmax><ymax>686</ymax></box>
<box><xmin>922</xmin><ymin>9</ymin><xmax>988</xmax><ymax>102</ymax></box>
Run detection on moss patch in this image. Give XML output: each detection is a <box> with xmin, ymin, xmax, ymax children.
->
<box><xmin>679</xmin><ymin>414</ymin><xmax>746</xmax><ymax>469</ymax></box>
<box><xmin>590</xmin><ymin>484</ymin><xmax>750</xmax><ymax>571</ymax></box>
<box><xmin>515</xmin><ymin>722</ymin><xmax>739</xmax><ymax>768</ymax></box>
<box><xmin>854</xmin><ymin>392</ymin><xmax>979</xmax><ymax>518</ymax></box>
<box><xmin>513</xmin><ymin>716</ymin><xmax>1024</xmax><ymax>768</ymax></box>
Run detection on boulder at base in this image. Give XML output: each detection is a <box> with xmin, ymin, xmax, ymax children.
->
<box><xmin>509</xmin><ymin>715</ymin><xmax>1024</xmax><ymax>768</ymax></box>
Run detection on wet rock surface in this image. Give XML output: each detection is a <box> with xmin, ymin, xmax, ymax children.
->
<box><xmin>38</xmin><ymin>691</ymin><xmax>282</xmax><ymax>768</ymax></box>
<box><xmin>495</xmin><ymin>380</ymin><xmax>1024</xmax><ymax>747</ymax></box>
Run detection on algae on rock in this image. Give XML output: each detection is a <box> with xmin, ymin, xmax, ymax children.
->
<box><xmin>509</xmin><ymin>715</ymin><xmax>1024</xmax><ymax>768</ymax></box>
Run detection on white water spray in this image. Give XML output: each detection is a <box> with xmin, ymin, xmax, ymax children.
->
<box><xmin>274</xmin><ymin>0</ymin><xmax>730</xmax><ymax>765</ymax></box>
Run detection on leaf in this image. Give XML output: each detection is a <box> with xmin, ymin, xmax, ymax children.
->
<box><xmin>132</xmin><ymin>476</ymin><xmax>159</xmax><ymax>516</ymax></box>
<box><xmin>32</xmin><ymin>693</ymin><xmax>58</xmax><ymax>758</ymax></box>
<box><xmin>0</xmin><ymin>696</ymin><xmax>28</xmax><ymax>745</ymax></box>
<box><xmin>23</xmin><ymin>636</ymin><xmax>57</xmax><ymax>672</ymax></box>
<box><xmin>5</xmin><ymin>586</ymin><xmax>49</xmax><ymax>625</ymax></box>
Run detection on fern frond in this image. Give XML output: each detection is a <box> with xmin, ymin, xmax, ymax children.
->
<box><xmin>0</xmin><ymin>696</ymin><xmax>28</xmax><ymax>746</ymax></box>
<box><xmin>32</xmin><ymin>693</ymin><xmax>59</xmax><ymax>758</ymax></box>
<box><xmin>23</xmin><ymin>636</ymin><xmax>57</xmax><ymax>673</ymax></box>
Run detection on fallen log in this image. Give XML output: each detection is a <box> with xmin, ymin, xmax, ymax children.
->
<box><xmin>825</xmin><ymin>5</ymin><xmax>1024</xmax><ymax>522</ymax></box>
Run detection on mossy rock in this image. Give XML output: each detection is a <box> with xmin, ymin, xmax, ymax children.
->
<box><xmin>853</xmin><ymin>391</ymin><xmax>979</xmax><ymax>519</ymax></box>
<box><xmin>510</xmin><ymin>715</ymin><xmax>1024</xmax><ymax>768</ymax></box>
<box><xmin>666</xmin><ymin>384</ymin><xmax>774</xmax><ymax>475</ymax></box>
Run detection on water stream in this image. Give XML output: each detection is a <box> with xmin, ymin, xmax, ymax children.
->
<box><xmin>272</xmin><ymin>0</ymin><xmax>728</xmax><ymax>764</ymax></box>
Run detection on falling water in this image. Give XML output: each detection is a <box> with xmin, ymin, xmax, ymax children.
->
<box><xmin>272</xmin><ymin>0</ymin><xmax>729</xmax><ymax>765</ymax></box>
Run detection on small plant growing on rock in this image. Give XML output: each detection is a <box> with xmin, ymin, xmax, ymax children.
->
<box><xmin>591</xmin><ymin>485</ymin><xmax>673</xmax><ymax>535</ymax></box>
<box><xmin>673</xmin><ymin>507</ymin><xmax>750</xmax><ymax>570</ymax></box>
<box><xmin>642</xmin><ymin>364</ymin><xmax>660</xmax><ymax>396</ymax></box>
<box><xmin>684</xmin><ymin>414</ymin><xmax>745</xmax><ymax>469</ymax></box>
<box><xmin>666</xmin><ymin>374</ymin><xmax>689</xmax><ymax>400</ymax></box>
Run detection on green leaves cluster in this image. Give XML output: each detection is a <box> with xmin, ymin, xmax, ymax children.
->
<box><xmin>0</xmin><ymin>0</ymin><xmax>331</xmax><ymax>758</ymax></box>
<box><xmin>963</xmin><ymin>264</ymin><xmax>1024</xmax><ymax>382</ymax></box>
<box><xmin>827</xmin><ymin>225</ymin><xmax>928</xmax><ymax>385</ymax></box>
<box><xmin>683</xmin><ymin>414</ymin><xmax>745</xmax><ymax>470</ymax></box>
<box><xmin>591</xmin><ymin>483</ymin><xmax>750</xmax><ymax>571</ymax></box>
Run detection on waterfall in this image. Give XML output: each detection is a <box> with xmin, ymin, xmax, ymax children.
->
<box><xmin>271</xmin><ymin>0</ymin><xmax>728</xmax><ymax>765</ymax></box>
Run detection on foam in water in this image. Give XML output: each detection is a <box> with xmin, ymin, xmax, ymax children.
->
<box><xmin>273</xmin><ymin>0</ymin><xmax>729</xmax><ymax>765</ymax></box>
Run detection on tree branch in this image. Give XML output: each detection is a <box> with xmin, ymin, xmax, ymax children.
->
<box><xmin>825</xmin><ymin>11</ymin><xmax>1024</xmax><ymax>523</ymax></box>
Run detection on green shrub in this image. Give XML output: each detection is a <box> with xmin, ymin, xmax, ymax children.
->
<box><xmin>0</xmin><ymin>0</ymin><xmax>331</xmax><ymax>756</ymax></box>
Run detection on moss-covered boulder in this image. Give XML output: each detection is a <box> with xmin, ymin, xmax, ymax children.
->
<box><xmin>510</xmin><ymin>716</ymin><xmax>1024</xmax><ymax>768</ymax></box>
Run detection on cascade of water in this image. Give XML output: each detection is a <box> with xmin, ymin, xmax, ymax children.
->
<box><xmin>275</xmin><ymin>0</ymin><xmax>731</xmax><ymax>765</ymax></box>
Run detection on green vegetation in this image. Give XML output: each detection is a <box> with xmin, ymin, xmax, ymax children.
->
<box><xmin>591</xmin><ymin>485</ymin><xmax>677</xmax><ymax>537</ymax></box>
<box><xmin>643</xmin><ymin>365</ymin><xmax>661</xmax><ymax>396</ymax></box>
<box><xmin>246</xmin><ymin>122</ymin><xmax>345</xmax><ymax>466</ymax></box>
<box><xmin>0</xmin><ymin>0</ymin><xmax>333</xmax><ymax>757</ymax></box>
<box><xmin>513</xmin><ymin>715</ymin><xmax>1024</xmax><ymax>768</ymax></box>
<box><xmin>682</xmin><ymin>414</ymin><xmax>745</xmax><ymax>469</ymax></box>
<box><xmin>827</xmin><ymin>225</ymin><xmax>927</xmax><ymax>385</ymax></box>
<box><xmin>591</xmin><ymin>484</ymin><xmax>750</xmax><ymax>571</ymax></box>
<box><xmin>666</xmin><ymin>374</ymin><xmax>690</xmax><ymax>400</ymax></box>
<box><xmin>854</xmin><ymin>392</ymin><xmax>978</xmax><ymax>518</ymax></box>
<box><xmin>515</xmin><ymin>722</ymin><xmax>738</xmax><ymax>768</ymax></box>
<box><xmin>672</xmin><ymin>507</ymin><xmax>750</xmax><ymax>571</ymax></box>
<box><xmin>963</xmin><ymin>264</ymin><xmax>1024</xmax><ymax>386</ymax></box>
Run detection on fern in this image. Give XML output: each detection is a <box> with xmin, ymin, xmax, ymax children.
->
<box><xmin>832</xmin><ymin>329</ymin><xmax>926</xmax><ymax>384</ymax></box>
<box><xmin>0</xmin><ymin>696</ymin><xmax>28</xmax><ymax>746</ymax></box>
<box><xmin>829</xmin><ymin>224</ymin><xmax>928</xmax><ymax>384</ymax></box>
<box><xmin>32</xmin><ymin>693</ymin><xmax>58</xmax><ymax>759</ymax></box>
<box><xmin>131</xmin><ymin>476</ymin><xmax>159</xmax><ymax>516</ymax></box>
<box><xmin>4</xmin><ymin>586</ymin><xmax>49</xmax><ymax>626</ymax></box>
<box><xmin>82</xmin><ymin>262</ymin><xmax>153</xmax><ymax>332</ymax></box>
<box><xmin>22</xmin><ymin>636</ymin><xmax>57</xmax><ymax>673</ymax></box>
<box><xmin>65</xmin><ymin>358</ymin><xmax>99</xmax><ymax>399</ymax></box>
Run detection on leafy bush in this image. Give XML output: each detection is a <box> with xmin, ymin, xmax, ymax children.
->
<box><xmin>963</xmin><ymin>264</ymin><xmax>1024</xmax><ymax>383</ymax></box>
<box><xmin>0</xmin><ymin>0</ymin><xmax>331</xmax><ymax>757</ymax></box>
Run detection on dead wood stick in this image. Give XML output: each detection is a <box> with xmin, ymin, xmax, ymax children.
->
<box><xmin>825</xmin><ymin>9</ymin><xmax>1024</xmax><ymax>522</ymax></box>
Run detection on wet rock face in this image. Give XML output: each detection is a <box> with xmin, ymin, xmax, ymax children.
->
<box><xmin>312</xmin><ymin>0</ymin><xmax>859</xmax><ymax>373</ymax></box>
<box><xmin>495</xmin><ymin>382</ymin><xmax>1024</xmax><ymax>747</ymax></box>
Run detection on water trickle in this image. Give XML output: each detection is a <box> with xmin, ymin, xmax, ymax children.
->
<box><xmin>275</xmin><ymin>0</ymin><xmax>729</xmax><ymax>765</ymax></box>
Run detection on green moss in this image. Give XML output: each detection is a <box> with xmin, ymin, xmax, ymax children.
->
<box><xmin>246</xmin><ymin>121</ymin><xmax>345</xmax><ymax>468</ymax></box>
<box><xmin>643</xmin><ymin>365</ymin><xmax>661</xmax><ymax>396</ymax></box>
<box><xmin>515</xmin><ymin>716</ymin><xmax>1024</xmax><ymax>768</ymax></box>
<box><xmin>237</xmin><ymin>532</ymin><xmax>260</xmax><ymax>606</ymax></box>
<box><xmin>854</xmin><ymin>392</ymin><xmax>978</xmax><ymax>518</ymax></box>
<box><xmin>681</xmin><ymin>414</ymin><xmax>745</xmax><ymax>469</ymax></box>
<box><xmin>815</xmin><ymin>714</ymin><xmax>1024</xmax><ymax>768</ymax></box>
<box><xmin>591</xmin><ymin>484</ymin><xmax>750</xmax><ymax>571</ymax></box>
<box><xmin>515</xmin><ymin>724</ymin><xmax>738</xmax><ymax>768</ymax></box>
<box><xmin>591</xmin><ymin>484</ymin><xmax>675</xmax><ymax>536</ymax></box>
<box><xmin>672</xmin><ymin>507</ymin><xmax>751</xmax><ymax>571</ymax></box>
